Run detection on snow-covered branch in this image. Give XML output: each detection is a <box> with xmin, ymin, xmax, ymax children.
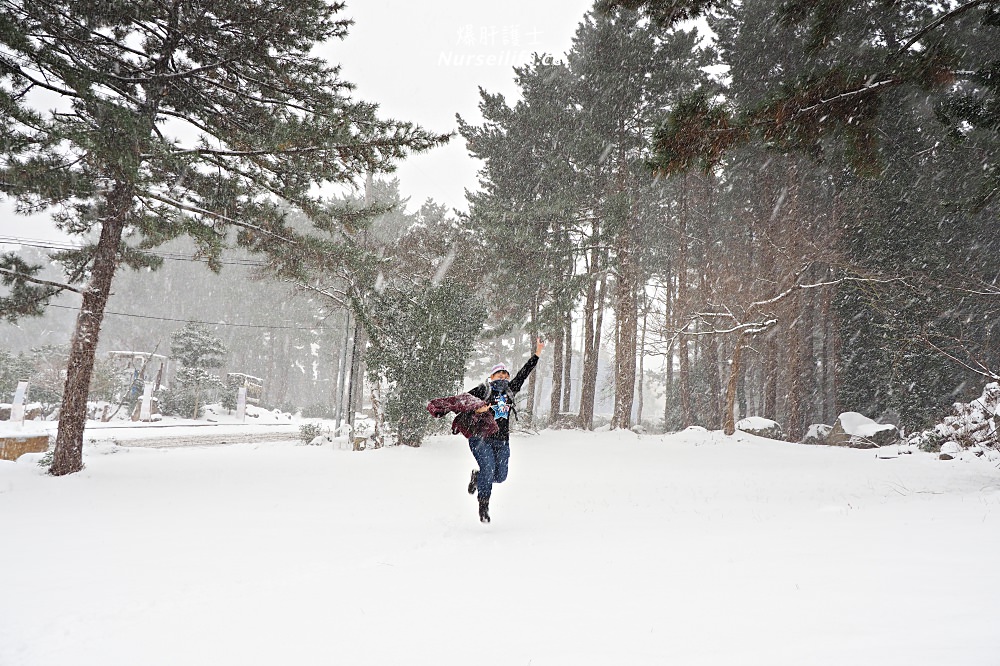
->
<box><xmin>287</xmin><ymin>279</ymin><xmax>349</xmax><ymax>310</ymax></box>
<box><xmin>680</xmin><ymin>317</ymin><xmax>778</xmax><ymax>336</ymax></box>
<box><xmin>0</xmin><ymin>267</ymin><xmax>85</xmax><ymax>294</ymax></box>
<box><xmin>792</xmin><ymin>79</ymin><xmax>899</xmax><ymax>119</ymax></box>
<box><xmin>139</xmin><ymin>191</ymin><xmax>296</xmax><ymax>244</ymax></box>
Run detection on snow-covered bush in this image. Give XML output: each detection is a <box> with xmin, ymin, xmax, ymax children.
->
<box><xmin>299</xmin><ymin>422</ymin><xmax>328</xmax><ymax>444</ymax></box>
<box><xmin>907</xmin><ymin>383</ymin><xmax>999</xmax><ymax>453</ymax></box>
<box><xmin>802</xmin><ymin>423</ymin><xmax>832</xmax><ymax>445</ymax></box>
<box><xmin>159</xmin><ymin>368</ymin><xmax>224</xmax><ymax>419</ymax></box>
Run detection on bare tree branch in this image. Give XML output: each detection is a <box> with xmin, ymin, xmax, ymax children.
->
<box><xmin>892</xmin><ymin>0</ymin><xmax>998</xmax><ymax>60</ymax></box>
<box><xmin>921</xmin><ymin>333</ymin><xmax>1000</xmax><ymax>381</ymax></box>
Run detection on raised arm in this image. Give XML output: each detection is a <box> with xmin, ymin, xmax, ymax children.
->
<box><xmin>510</xmin><ymin>339</ymin><xmax>545</xmax><ymax>393</ymax></box>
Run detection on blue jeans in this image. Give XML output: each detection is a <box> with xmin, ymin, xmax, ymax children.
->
<box><xmin>468</xmin><ymin>436</ymin><xmax>510</xmax><ymax>500</ymax></box>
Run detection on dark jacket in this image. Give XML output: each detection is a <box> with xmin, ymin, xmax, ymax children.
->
<box><xmin>466</xmin><ymin>354</ymin><xmax>539</xmax><ymax>441</ymax></box>
<box><xmin>426</xmin><ymin>393</ymin><xmax>499</xmax><ymax>439</ymax></box>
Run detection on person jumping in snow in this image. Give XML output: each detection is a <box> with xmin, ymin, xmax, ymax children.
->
<box><xmin>465</xmin><ymin>339</ymin><xmax>544</xmax><ymax>523</ymax></box>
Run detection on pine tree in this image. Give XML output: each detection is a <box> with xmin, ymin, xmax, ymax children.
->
<box><xmin>0</xmin><ymin>1</ymin><xmax>448</xmax><ymax>474</ymax></box>
<box><xmin>363</xmin><ymin>281</ymin><xmax>485</xmax><ymax>447</ymax></box>
<box><xmin>609</xmin><ymin>0</ymin><xmax>998</xmax><ymax>175</ymax></box>
<box><xmin>602</xmin><ymin>0</ymin><xmax>1000</xmax><ymax>430</ymax></box>
<box><xmin>0</xmin><ymin>349</ymin><xmax>33</xmax><ymax>399</ymax></box>
<box><xmin>358</xmin><ymin>205</ymin><xmax>487</xmax><ymax>446</ymax></box>
<box><xmin>457</xmin><ymin>55</ymin><xmax>585</xmax><ymax>425</ymax></box>
<box><xmin>459</xmin><ymin>10</ymin><xmax>716</xmax><ymax>429</ymax></box>
<box><xmin>164</xmin><ymin>323</ymin><xmax>227</xmax><ymax>419</ymax></box>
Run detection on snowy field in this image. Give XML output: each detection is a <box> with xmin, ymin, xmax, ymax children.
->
<box><xmin>2</xmin><ymin>428</ymin><xmax>999</xmax><ymax>666</ymax></box>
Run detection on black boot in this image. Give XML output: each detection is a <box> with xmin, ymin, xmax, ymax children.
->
<box><xmin>478</xmin><ymin>496</ymin><xmax>490</xmax><ymax>523</ymax></box>
<box><xmin>467</xmin><ymin>469</ymin><xmax>479</xmax><ymax>495</ymax></box>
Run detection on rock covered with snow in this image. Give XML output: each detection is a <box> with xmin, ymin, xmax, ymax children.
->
<box><xmin>908</xmin><ymin>383</ymin><xmax>1000</xmax><ymax>455</ymax></box>
<box><xmin>802</xmin><ymin>423</ymin><xmax>833</xmax><ymax>445</ymax></box>
<box><xmin>938</xmin><ymin>441</ymin><xmax>962</xmax><ymax>460</ymax></box>
<box><xmin>735</xmin><ymin>417</ymin><xmax>783</xmax><ymax>440</ymax></box>
<box><xmin>827</xmin><ymin>412</ymin><xmax>900</xmax><ymax>449</ymax></box>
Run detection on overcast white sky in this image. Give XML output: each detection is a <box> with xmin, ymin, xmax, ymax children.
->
<box><xmin>323</xmin><ymin>1</ymin><xmax>596</xmax><ymax>212</ymax></box>
<box><xmin>0</xmin><ymin>1</ymin><xmax>596</xmax><ymax>241</ymax></box>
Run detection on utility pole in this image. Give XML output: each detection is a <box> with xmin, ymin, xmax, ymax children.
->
<box><xmin>346</xmin><ymin>172</ymin><xmax>374</xmax><ymax>433</ymax></box>
<box><xmin>334</xmin><ymin>311</ymin><xmax>351</xmax><ymax>432</ymax></box>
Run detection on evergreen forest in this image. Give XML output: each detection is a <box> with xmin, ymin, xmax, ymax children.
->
<box><xmin>1</xmin><ymin>0</ymin><xmax>998</xmax><ymax>470</ymax></box>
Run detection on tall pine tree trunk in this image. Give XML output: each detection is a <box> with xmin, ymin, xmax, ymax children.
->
<box><xmin>821</xmin><ymin>284</ymin><xmax>835</xmax><ymax>424</ymax></box>
<box><xmin>346</xmin><ymin>317</ymin><xmax>366</xmax><ymax>430</ymax></box>
<box><xmin>801</xmin><ymin>283</ymin><xmax>818</xmax><ymax>429</ymax></box>
<box><xmin>636</xmin><ymin>301</ymin><xmax>647</xmax><ymax>425</ymax></box>
<box><xmin>50</xmin><ymin>182</ymin><xmax>132</xmax><ymax>476</ymax></box>
<box><xmin>562</xmin><ymin>311</ymin><xmax>573</xmax><ymax>412</ymax></box>
<box><xmin>664</xmin><ymin>340</ymin><xmax>674</xmax><ymax>429</ymax></box>
<box><xmin>550</xmin><ymin>324</ymin><xmax>565</xmax><ymax>420</ymax></box>
<box><xmin>707</xmin><ymin>335</ymin><xmax>723</xmax><ymax>428</ymax></box>
<box><xmin>579</xmin><ymin>235</ymin><xmax>605</xmax><ymax>430</ymax></box>
<box><xmin>580</xmin><ymin>274</ymin><xmax>606</xmax><ymax>430</ymax></box>
<box><xmin>611</xmin><ymin>253</ymin><xmax>638</xmax><ymax>430</ymax></box>
<box><xmin>785</xmin><ymin>293</ymin><xmax>806</xmax><ymax>442</ymax></box>
<box><xmin>593</xmin><ymin>279</ymin><xmax>606</xmax><ymax>416</ymax></box>
<box><xmin>677</xmin><ymin>176</ymin><xmax>693</xmax><ymax>427</ymax></box>
<box><xmin>737</xmin><ymin>349</ymin><xmax>748</xmax><ymax>421</ymax></box>
<box><xmin>352</xmin><ymin>328</ymin><xmax>368</xmax><ymax>420</ymax></box>
<box><xmin>679</xmin><ymin>331</ymin><xmax>692</xmax><ymax>427</ymax></box>
<box><xmin>611</xmin><ymin>145</ymin><xmax>639</xmax><ymax>430</ymax></box>
<box><xmin>702</xmin><ymin>172</ymin><xmax>722</xmax><ymax>428</ymax></box>
<box><xmin>662</xmin><ymin>272</ymin><xmax>675</xmax><ymax>430</ymax></box>
<box><xmin>824</xmin><ymin>194</ymin><xmax>842</xmax><ymax>423</ymax></box>
<box><xmin>334</xmin><ymin>311</ymin><xmax>351</xmax><ymax>429</ymax></box>
<box><xmin>525</xmin><ymin>294</ymin><xmax>541</xmax><ymax>426</ymax></box>
<box><xmin>763</xmin><ymin>337</ymin><xmax>778</xmax><ymax>420</ymax></box>
<box><xmin>701</xmin><ymin>271</ymin><xmax>723</xmax><ymax>428</ymax></box>
<box><xmin>724</xmin><ymin>333</ymin><xmax>748</xmax><ymax>435</ymax></box>
<box><xmin>580</xmin><ymin>268</ymin><xmax>597</xmax><ymax>429</ymax></box>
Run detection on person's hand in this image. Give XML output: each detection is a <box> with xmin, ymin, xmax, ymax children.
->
<box><xmin>475</xmin><ymin>405</ymin><xmax>491</xmax><ymax>413</ymax></box>
<box><xmin>535</xmin><ymin>338</ymin><xmax>545</xmax><ymax>356</ymax></box>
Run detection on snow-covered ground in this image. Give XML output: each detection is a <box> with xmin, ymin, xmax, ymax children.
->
<box><xmin>2</xmin><ymin>428</ymin><xmax>999</xmax><ymax>665</ymax></box>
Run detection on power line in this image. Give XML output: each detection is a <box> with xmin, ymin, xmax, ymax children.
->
<box><xmin>4</xmin><ymin>233</ymin><xmax>345</xmax><ymax>330</ymax></box>
<box><xmin>45</xmin><ymin>303</ymin><xmax>338</xmax><ymax>331</ymax></box>
<box><xmin>0</xmin><ymin>234</ymin><xmax>270</xmax><ymax>267</ymax></box>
